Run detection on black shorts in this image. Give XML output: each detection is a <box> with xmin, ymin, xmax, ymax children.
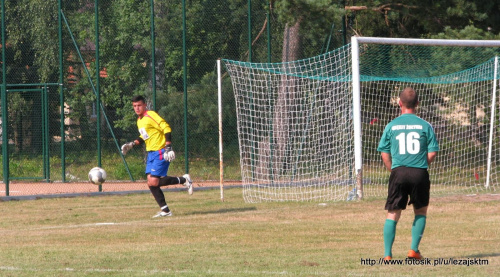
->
<box><xmin>385</xmin><ymin>166</ymin><xmax>430</xmax><ymax>210</ymax></box>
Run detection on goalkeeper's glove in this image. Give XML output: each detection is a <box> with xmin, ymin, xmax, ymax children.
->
<box><xmin>121</xmin><ymin>141</ymin><xmax>135</xmax><ymax>155</ymax></box>
<box><xmin>163</xmin><ymin>145</ymin><xmax>176</xmax><ymax>162</ymax></box>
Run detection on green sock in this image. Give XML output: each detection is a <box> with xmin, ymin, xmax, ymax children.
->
<box><xmin>411</xmin><ymin>215</ymin><xmax>427</xmax><ymax>252</ymax></box>
<box><xmin>383</xmin><ymin>219</ymin><xmax>397</xmax><ymax>257</ymax></box>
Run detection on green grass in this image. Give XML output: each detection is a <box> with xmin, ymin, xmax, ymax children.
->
<box><xmin>0</xmin><ymin>188</ymin><xmax>498</xmax><ymax>276</ymax></box>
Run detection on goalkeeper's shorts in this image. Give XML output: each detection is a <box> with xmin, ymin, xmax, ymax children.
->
<box><xmin>145</xmin><ymin>149</ymin><xmax>170</xmax><ymax>177</ymax></box>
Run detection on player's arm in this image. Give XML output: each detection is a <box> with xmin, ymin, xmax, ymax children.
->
<box><xmin>163</xmin><ymin>132</ymin><xmax>175</xmax><ymax>162</ymax></box>
<box><xmin>427</xmin><ymin>151</ymin><xmax>437</xmax><ymax>166</ymax></box>
<box><xmin>150</xmin><ymin>112</ymin><xmax>175</xmax><ymax>161</ymax></box>
<box><xmin>156</xmin><ymin>114</ymin><xmax>172</xmax><ymax>138</ymax></box>
<box><xmin>121</xmin><ymin>137</ymin><xmax>145</xmax><ymax>155</ymax></box>
<box><xmin>381</xmin><ymin>152</ymin><xmax>392</xmax><ymax>172</ymax></box>
<box><xmin>165</xmin><ymin>132</ymin><xmax>172</xmax><ymax>146</ymax></box>
<box><xmin>426</xmin><ymin>125</ymin><xmax>439</xmax><ymax>166</ymax></box>
<box><xmin>377</xmin><ymin>126</ymin><xmax>392</xmax><ymax>171</ymax></box>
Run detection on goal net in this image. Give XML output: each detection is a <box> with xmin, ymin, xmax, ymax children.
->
<box><xmin>222</xmin><ymin>37</ymin><xmax>500</xmax><ymax>202</ymax></box>
<box><xmin>222</xmin><ymin>47</ymin><xmax>354</xmax><ymax>202</ymax></box>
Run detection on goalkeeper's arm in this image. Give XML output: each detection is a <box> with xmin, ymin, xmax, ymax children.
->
<box><xmin>121</xmin><ymin>137</ymin><xmax>144</xmax><ymax>155</ymax></box>
<box><xmin>163</xmin><ymin>132</ymin><xmax>175</xmax><ymax>162</ymax></box>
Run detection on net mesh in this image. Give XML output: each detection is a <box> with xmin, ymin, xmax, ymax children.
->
<box><xmin>224</xmin><ymin>46</ymin><xmax>354</xmax><ymax>202</ymax></box>
<box><xmin>360</xmin><ymin>44</ymin><xmax>500</xmax><ymax>198</ymax></box>
<box><xmin>224</xmin><ymin>42</ymin><xmax>500</xmax><ymax>202</ymax></box>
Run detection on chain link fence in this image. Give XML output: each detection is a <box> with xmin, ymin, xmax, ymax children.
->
<box><xmin>0</xmin><ymin>0</ymin><xmax>346</xmax><ymax>197</ymax></box>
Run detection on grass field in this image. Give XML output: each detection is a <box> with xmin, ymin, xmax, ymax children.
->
<box><xmin>0</xmin><ymin>187</ymin><xmax>498</xmax><ymax>276</ymax></box>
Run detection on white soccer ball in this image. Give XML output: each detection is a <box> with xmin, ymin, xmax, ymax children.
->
<box><xmin>88</xmin><ymin>167</ymin><xmax>107</xmax><ymax>186</ymax></box>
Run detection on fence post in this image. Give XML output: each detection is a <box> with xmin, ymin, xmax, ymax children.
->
<box><xmin>1</xmin><ymin>0</ymin><xmax>9</xmax><ymax>196</ymax></box>
<box><xmin>58</xmin><ymin>0</ymin><xmax>66</xmax><ymax>182</ymax></box>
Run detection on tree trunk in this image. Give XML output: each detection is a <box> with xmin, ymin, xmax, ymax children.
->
<box><xmin>259</xmin><ymin>20</ymin><xmax>302</xmax><ymax>181</ymax></box>
<box><xmin>282</xmin><ymin>20</ymin><xmax>301</xmax><ymax>62</ymax></box>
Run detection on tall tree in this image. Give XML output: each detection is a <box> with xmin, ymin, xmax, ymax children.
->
<box><xmin>3</xmin><ymin>0</ymin><xmax>62</xmax><ymax>152</ymax></box>
<box><xmin>344</xmin><ymin>0</ymin><xmax>499</xmax><ymax>38</ymax></box>
<box><xmin>275</xmin><ymin>0</ymin><xmax>345</xmax><ymax>59</ymax></box>
<box><xmin>66</xmin><ymin>0</ymin><xmax>152</xmax><ymax>143</ymax></box>
<box><xmin>268</xmin><ymin>1</ymin><xmax>344</xmax><ymax>176</ymax></box>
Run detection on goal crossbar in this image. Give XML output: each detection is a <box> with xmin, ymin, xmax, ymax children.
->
<box><xmin>355</xmin><ymin>37</ymin><xmax>500</xmax><ymax>47</ymax></box>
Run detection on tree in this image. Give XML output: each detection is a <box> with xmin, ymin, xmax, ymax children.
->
<box><xmin>3</xmin><ymin>0</ymin><xmax>61</xmax><ymax>152</ymax></box>
<box><xmin>267</xmin><ymin>1</ymin><xmax>345</xmax><ymax>174</ymax></box>
<box><xmin>274</xmin><ymin>0</ymin><xmax>345</xmax><ymax>59</ymax></box>
<box><xmin>65</xmin><ymin>0</ymin><xmax>152</xmax><ymax>144</ymax></box>
<box><xmin>344</xmin><ymin>0</ymin><xmax>499</xmax><ymax>39</ymax></box>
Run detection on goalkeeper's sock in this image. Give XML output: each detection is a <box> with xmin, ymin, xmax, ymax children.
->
<box><xmin>383</xmin><ymin>219</ymin><xmax>398</xmax><ymax>257</ymax></box>
<box><xmin>149</xmin><ymin>185</ymin><xmax>167</xmax><ymax>208</ymax></box>
<box><xmin>160</xmin><ymin>205</ymin><xmax>170</xmax><ymax>213</ymax></box>
<box><xmin>411</xmin><ymin>215</ymin><xmax>426</xmax><ymax>252</ymax></box>
<box><xmin>159</xmin><ymin>176</ymin><xmax>186</xmax><ymax>187</ymax></box>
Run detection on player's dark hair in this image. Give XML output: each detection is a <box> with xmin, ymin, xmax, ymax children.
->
<box><xmin>131</xmin><ymin>95</ymin><xmax>146</xmax><ymax>103</ymax></box>
<box><xmin>399</xmin><ymin>87</ymin><xmax>418</xmax><ymax>108</ymax></box>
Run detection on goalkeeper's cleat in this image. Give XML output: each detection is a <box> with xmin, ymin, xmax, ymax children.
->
<box><xmin>152</xmin><ymin>211</ymin><xmax>172</xmax><ymax>218</ymax></box>
<box><xmin>383</xmin><ymin>256</ymin><xmax>392</xmax><ymax>261</ymax></box>
<box><xmin>407</xmin><ymin>249</ymin><xmax>423</xmax><ymax>260</ymax></box>
<box><xmin>183</xmin><ymin>174</ymin><xmax>193</xmax><ymax>195</ymax></box>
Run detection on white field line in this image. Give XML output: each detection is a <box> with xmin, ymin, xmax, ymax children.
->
<box><xmin>0</xmin><ymin>205</ymin><xmax>270</xmax><ymax>233</ymax></box>
<box><xmin>0</xmin><ymin>212</ymin><xmax>259</xmax><ymax>234</ymax></box>
<box><xmin>0</xmin><ymin>220</ymin><xmax>157</xmax><ymax>234</ymax></box>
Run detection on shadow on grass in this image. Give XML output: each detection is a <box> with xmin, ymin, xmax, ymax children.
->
<box><xmin>434</xmin><ymin>252</ymin><xmax>500</xmax><ymax>262</ymax></box>
<box><xmin>189</xmin><ymin>207</ymin><xmax>257</xmax><ymax>215</ymax></box>
<box><xmin>462</xmin><ymin>252</ymin><xmax>500</xmax><ymax>258</ymax></box>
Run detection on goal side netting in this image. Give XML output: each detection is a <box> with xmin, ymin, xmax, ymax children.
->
<box><xmin>222</xmin><ymin>46</ymin><xmax>354</xmax><ymax>202</ymax></box>
<box><xmin>222</xmin><ymin>37</ymin><xmax>500</xmax><ymax>202</ymax></box>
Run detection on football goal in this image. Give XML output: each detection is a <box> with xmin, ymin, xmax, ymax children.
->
<box><xmin>220</xmin><ymin>37</ymin><xmax>500</xmax><ymax>203</ymax></box>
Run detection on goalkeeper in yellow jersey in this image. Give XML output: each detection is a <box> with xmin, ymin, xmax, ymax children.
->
<box><xmin>121</xmin><ymin>95</ymin><xmax>193</xmax><ymax>218</ymax></box>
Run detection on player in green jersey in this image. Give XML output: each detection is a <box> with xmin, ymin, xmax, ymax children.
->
<box><xmin>377</xmin><ymin>87</ymin><xmax>439</xmax><ymax>260</ymax></box>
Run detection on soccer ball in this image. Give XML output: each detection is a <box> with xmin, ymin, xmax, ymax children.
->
<box><xmin>88</xmin><ymin>167</ymin><xmax>107</xmax><ymax>185</ymax></box>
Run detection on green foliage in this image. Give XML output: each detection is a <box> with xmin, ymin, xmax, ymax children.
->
<box><xmin>56</xmin><ymin>0</ymin><xmax>157</xmax><ymax>148</ymax></box>
<box><xmin>8</xmin><ymin>158</ymin><xmax>44</xmax><ymax>178</ymax></box>
<box><xmin>5</xmin><ymin>0</ymin><xmax>60</xmax><ymax>83</ymax></box>
<box><xmin>426</xmin><ymin>25</ymin><xmax>500</xmax><ymax>78</ymax></box>
<box><xmin>345</xmin><ymin>0</ymin><xmax>497</xmax><ymax>38</ymax></box>
<box><xmin>152</xmin><ymin>71</ymin><xmax>237</xmax><ymax>158</ymax></box>
<box><xmin>274</xmin><ymin>0</ymin><xmax>346</xmax><ymax>57</ymax></box>
<box><xmin>431</xmin><ymin>24</ymin><xmax>500</xmax><ymax>40</ymax></box>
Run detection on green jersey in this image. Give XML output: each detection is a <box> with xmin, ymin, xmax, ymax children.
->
<box><xmin>377</xmin><ymin>114</ymin><xmax>439</xmax><ymax>169</ymax></box>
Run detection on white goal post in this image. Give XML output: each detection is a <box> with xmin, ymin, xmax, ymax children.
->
<box><xmin>220</xmin><ymin>37</ymin><xmax>500</xmax><ymax>202</ymax></box>
<box><xmin>351</xmin><ymin>37</ymin><xmax>500</xmax><ymax>200</ymax></box>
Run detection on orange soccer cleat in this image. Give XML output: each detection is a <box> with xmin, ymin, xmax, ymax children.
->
<box><xmin>407</xmin><ymin>249</ymin><xmax>423</xmax><ymax>260</ymax></box>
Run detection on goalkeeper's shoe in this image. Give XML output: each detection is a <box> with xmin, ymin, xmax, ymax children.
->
<box><xmin>383</xmin><ymin>256</ymin><xmax>392</xmax><ymax>261</ymax></box>
<box><xmin>407</xmin><ymin>249</ymin><xmax>423</xmax><ymax>260</ymax></box>
<box><xmin>183</xmin><ymin>174</ymin><xmax>193</xmax><ymax>195</ymax></box>
<box><xmin>152</xmin><ymin>211</ymin><xmax>172</xmax><ymax>218</ymax></box>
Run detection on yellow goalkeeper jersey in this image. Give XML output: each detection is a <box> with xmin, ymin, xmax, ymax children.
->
<box><xmin>136</xmin><ymin>110</ymin><xmax>172</xmax><ymax>151</ymax></box>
